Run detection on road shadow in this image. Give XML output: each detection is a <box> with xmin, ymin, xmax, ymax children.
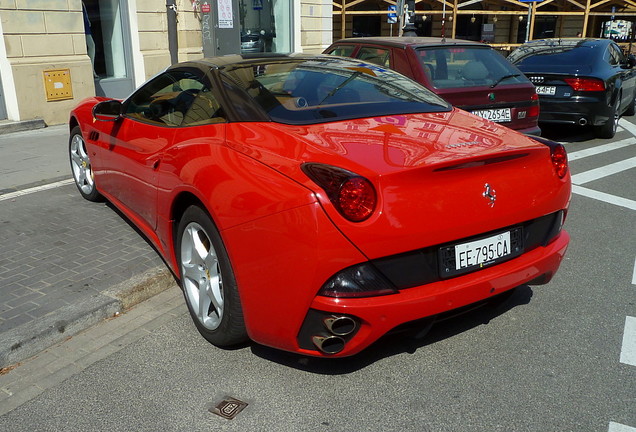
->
<box><xmin>539</xmin><ymin>124</ymin><xmax>595</xmax><ymax>143</ymax></box>
<box><xmin>251</xmin><ymin>285</ymin><xmax>534</xmax><ymax>374</ymax></box>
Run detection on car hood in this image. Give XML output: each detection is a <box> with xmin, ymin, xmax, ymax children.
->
<box><xmin>225</xmin><ymin>109</ymin><xmax>570</xmax><ymax>258</ymax></box>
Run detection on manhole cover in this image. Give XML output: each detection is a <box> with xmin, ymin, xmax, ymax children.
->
<box><xmin>210</xmin><ymin>397</ymin><xmax>248</xmax><ymax>420</ymax></box>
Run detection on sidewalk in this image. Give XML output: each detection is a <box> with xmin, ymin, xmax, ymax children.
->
<box><xmin>0</xmin><ymin>125</ymin><xmax>174</xmax><ymax>368</ymax></box>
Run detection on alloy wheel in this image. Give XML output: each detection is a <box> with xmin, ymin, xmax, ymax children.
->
<box><xmin>70</xmin><ymin>133</ymin><xmax>95</xmax><ymax>196</ymax></box>
<box><xmin>180</xmin><ymin>222</ymin><xmax>224</xmax><ymax>330</ymax></box>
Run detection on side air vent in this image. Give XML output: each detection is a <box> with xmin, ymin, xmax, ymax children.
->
<box><xmin>89</xmin><ymin>131</ymin><xmax>100</xmax><ymax>141</ymax></box>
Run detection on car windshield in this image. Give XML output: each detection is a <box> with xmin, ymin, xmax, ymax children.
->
<box><xmin>507</xmin><ymin>40</ymin><xmax>594</xmax><ymax>67</ymax></box>
<box><xmin>416</xmin><ymin>46</ymin><xmax>528</xmax><ymax>89</ymax></box>
<box><xmin>220</xmin><ymin>56</ymin><xmax>450</xmax><ymax>124</ymax></box>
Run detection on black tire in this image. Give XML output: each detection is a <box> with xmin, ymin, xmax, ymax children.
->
<box><xmin>176</xmin><ymin>205</ymin><xmax>247</xmax><ymax>347</ymax></box>
<box><xmin>69</xmin><ymin>126</ymin><xmax>103</xmax><ymax>202</ymax></box>
<box><xmin>624</xmin><ymin>90</ymin><xmax>636</xmax><ymax>116</ymax></box>
<box><xmin>594</xmin><ymin>96</ymin><xmax>620</xmax><ymax>139</ymax></box>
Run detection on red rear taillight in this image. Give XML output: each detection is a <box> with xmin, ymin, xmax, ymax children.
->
<box><xmin>528</xmin><ymin>92</ymin><xmax>540</xmax><ymax>118</ymax></box>
<box><xmin>564</xmin><ymin>77</ymin><xmax>605</xmax><ymax>92</ymax></box>
<box><xmin>530</xmin><ymin>136</ymin><xmax>568</xmax><ymax>179</ymax></box>
<box><xmin>302</xmin><ymin>163</ymin><xmax>377</xmax><ymax>222</ymax></box>
<box><xmin>550</xmin><ymin>143</ymin><xmax>568</xmax><ymax>179</ymax></box>
<box><xmin>337</xmin><ymin>177</ymin><xmax>376</xmax><ymax>222</ymax></box>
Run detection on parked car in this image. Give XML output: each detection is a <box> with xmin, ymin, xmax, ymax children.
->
<box><xmin>240</xmin><ymin>31</ymin><xmax>263</xmax><ymax>53</ymax></box>
<box><xmin>508</xmin><ymin>38</ymin><xmax>636</xmax><ymax>138</ymax></box>
<box><xmin>69</xmin><ymin>54</ymin><xmax>570</xmax><ymax>358</ymax></box>
<box><xmin>324</xmin><ymin>37</ymin><xmax>541</xmax><ymax>135</ymax></box>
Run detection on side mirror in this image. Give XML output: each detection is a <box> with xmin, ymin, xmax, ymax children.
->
<box><xmin>628</xmin><ymin>54</ymin><xmax>636</xmax><ymax>68</ymax></box>
<box><xmin>92</xmin><ymin>99</ymin><xmax>122</xmax><ymax>121</ymax></box>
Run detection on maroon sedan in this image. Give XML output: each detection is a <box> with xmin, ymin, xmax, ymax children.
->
<box><xmin>325</xmin><ymin>37</ymin><xmax>541</xmax><ymax>135</ymax></box>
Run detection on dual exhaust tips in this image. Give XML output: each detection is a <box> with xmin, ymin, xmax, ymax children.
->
<box><xmin>312</xmin><ymin>315</ymin><xmax>357</xmax><ymax>355</ymax></box>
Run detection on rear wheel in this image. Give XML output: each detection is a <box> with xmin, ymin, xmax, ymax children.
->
<box><xmin>594</xmin><ymin>96</ymin><xmax>620</xmax><ymax>139</ymax></box>
<box><xmin>69</xmin><ymin>126</ymin><xmax>102</xmax><ymax>201</ymax></box>
<box><xmin>176</xmin><ymin>205</ymin><xmax>247</xmax><ymax>346</ymax></box>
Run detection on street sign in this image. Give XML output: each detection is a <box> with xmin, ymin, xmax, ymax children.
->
<box><xmin>388</xmin><ymin>5</ymin><xmax>397</xmax><ymax>24</ymax></box>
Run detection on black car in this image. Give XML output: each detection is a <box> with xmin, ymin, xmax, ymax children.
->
<box><xmin>508</xmin><ymin>38</ymin><xmax>636</xmax><ymax>138</ymax></box>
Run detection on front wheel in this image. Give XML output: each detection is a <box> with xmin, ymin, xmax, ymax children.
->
<box><xmin>176</xmin><ymin>205</ymin><xmax>247</xmax><ymax>347</ymax></box>
<box><xmin>624</xmin><ymin>90</ymin><xmax>636</xmax><ymax>116</ymax></box>
<box><xmin>69</xmin><ymin>126</ymin><xmax>102</xmax><ymax>202</ymax></box>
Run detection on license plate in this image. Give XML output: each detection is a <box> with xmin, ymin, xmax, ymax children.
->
<box><xmin>471</xmin><ymin>108</ymin><xmax>511</xmax><ymax>123</ymax></box>
<box><xmin>439</xmin><ymin>228</ymin><xmax>523</xmax><ymax>278</ymax></box>
<box><xmin>535</xmin><ymin>85</ymin><xmax>556</xmax><ymax>95</ymax></box>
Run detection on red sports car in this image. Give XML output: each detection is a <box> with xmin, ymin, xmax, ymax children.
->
<box><xmin>69</xmin><ymin>54</ymin><xmax>571</xmax><ymax>357</ymax></box>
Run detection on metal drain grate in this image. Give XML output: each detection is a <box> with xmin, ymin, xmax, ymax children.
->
<box><xmin>210</xmin><ymin>397</ymin><xmax>248</xmax><ymax>420</ymax></box>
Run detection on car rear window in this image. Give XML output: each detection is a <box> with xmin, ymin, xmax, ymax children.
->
<box><xmin>221</xmin><ymin>57</ymin><xmax>450</xmax><ymax>125</ymax></box>
<box><xmin>327</xmin><ymin>45</ymin><xmax>355</xmax><ymax>57</ymax></box>
<box><xmin>416</xmin><ymin>46</ymin><xmax>528</xmax><ymax>89</ymax></box>
<box><xmin>508</xmin><ymin>43</ymin><xmax>595</xmax><ymax>67</ymax></box>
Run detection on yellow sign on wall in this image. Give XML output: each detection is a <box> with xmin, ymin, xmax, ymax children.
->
<box><xmin>43</xmin><ymin>69</ymin><xmax>73</xmax><ymax>101</ymax></box>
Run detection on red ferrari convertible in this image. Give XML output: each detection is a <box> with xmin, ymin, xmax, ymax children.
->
<box><xmin>69</xmin><ymin>54</ymin><xmax>571</xmax><ymax>357</ymax></box>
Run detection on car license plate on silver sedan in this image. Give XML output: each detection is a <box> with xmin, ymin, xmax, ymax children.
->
<box><xmin>535</xmin><ymin>85</ymin><xmax>556</xmax><ymax>95</ymax></box>
<box><xmin>439</xmin><ymin>228</ymin><xmax>523</xmax><ymax>277</ymax></box>
<box><xmin>471</xmin><ymin>108</ymin><xmax>511</xmax><ymax>123</ymax></box>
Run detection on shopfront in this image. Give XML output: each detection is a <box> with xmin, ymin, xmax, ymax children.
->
<box><xmin>201</xmin><ymin>0</ymin><xmax>293</xmax><ymax>56</ymax></box>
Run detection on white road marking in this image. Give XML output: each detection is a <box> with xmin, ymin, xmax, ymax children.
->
<box><xmin>619</xmin><ymin>117</ymin><xmax>636</xmax><ymax>136</ymax></box>
<box><xmin>620</xmin><ymin>316</ymin><xmax>636</xmax><ymax>366</ymax></box>
<box><xmin>0</xmin><ymin>178</ymin><xmax>73</xmax><ymax>202</ymax></box>
<box><xmin>570</xmin><ymin>156</ymin><xmax>636</xmax><ymax>185</ymax></box>
<box><xmin>571</xmin><ymin>185</ymin><xmax>636</xmax><ymax>211</ymax></box>
<box><xmin>568</xmin><ymin>137</ymin><xmax>636</xmax><ymax>161</ymax></box>
<box><xmin>609</xmin><ymin>422</ymin><xmax>636</xmax><ymax>432</ymax></box>
<box><xmin>632</xmin><ymin>256</ymin><xmax>636</xmax><ymax>286</ymax></box>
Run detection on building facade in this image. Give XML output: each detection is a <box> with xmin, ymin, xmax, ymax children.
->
<box><xmin>1</xmin><ymin>0</ymin><xmax>634</xmax><ymax>126</ymax></box>
<box><xmin>0</xmin><ymin>0</ymin><xmax>333</xmax><ymax>125</ymax></box>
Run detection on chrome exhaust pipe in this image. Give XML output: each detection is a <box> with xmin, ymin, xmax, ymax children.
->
<box><xmin>312</xmin><ymin>335</ymin><xmax>345</xmax><ymax>355</ymax></box>
<box><xmin>323</xmin><ymin>316</ymin><xmax>357</xmax><ymax>336</ymax></box>
<box><xmin>578</xmin><ymin>117</ymin><xmax>588</xmax><ymax>126</ymax></box>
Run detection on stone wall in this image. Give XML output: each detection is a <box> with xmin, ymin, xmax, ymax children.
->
<box><xmin>0</xmin><ymin>0</ymin><xmax>334</xmax><ymax>125</ymax></box>
<box><xmin>301</xmin><ymin>0</ymin><xmax>332</xmax><ymax>53</ymax></box>
<box><xmin>0</xmin><ymin>0</ymin><xmax>95</xmax><ymax>124</ymax></box>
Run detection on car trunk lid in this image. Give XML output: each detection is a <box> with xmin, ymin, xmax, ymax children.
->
<box><xmin>226</xmin><ymin>110</ymin><xmax>570</xmax><ymax>259</ymax></box>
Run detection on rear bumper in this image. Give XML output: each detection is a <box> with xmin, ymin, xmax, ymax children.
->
<box><xmin>299</xmin><ymin>230</ymin><xmax>569</xmax><ymax>357</ymax></box>
<box><xmin>538</xmin><ymin>95</ymin><xmax>611</xmax><ymax>126</ymax></box>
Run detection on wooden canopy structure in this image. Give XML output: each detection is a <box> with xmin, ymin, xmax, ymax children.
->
<box><xmin>333</xmin><ymin>0</ymin><xmax>636</xmax><ymax>52</ymax></box>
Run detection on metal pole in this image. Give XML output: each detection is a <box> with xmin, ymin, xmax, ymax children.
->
<box><xmin>397</xmin><ymin>0</ymin><xmax>405</xmax><ymax>37</ymax></box>
<box><xmin>166</xmin><ymin>0</ymin><xmax>178</xmax><ymax>64</ymax></box>
<box><xmin>441</xmin><ymin>0</ymin><xmax>446</xmax><ymax>40</ymax></box>
<box><xmin>525</xmin><ymin>6</ymin><xmax>532</xmax><ymax>42</ymax></box>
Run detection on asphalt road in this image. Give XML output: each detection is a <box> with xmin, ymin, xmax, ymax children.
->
<box><xmin>0</xmin><ymin>120</ymin><xmax>634</xmax><ymax>431</ymax></box>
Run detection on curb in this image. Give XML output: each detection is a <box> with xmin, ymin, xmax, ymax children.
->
<box><xmin>0</xmin><ymin>267</ymin><xmax>175</xmax><ymax>369</ymax></box>
<box><xmin>0</xmin><ymin>119</ymin><xmax>46</xmax><ymax>135</ymax></box>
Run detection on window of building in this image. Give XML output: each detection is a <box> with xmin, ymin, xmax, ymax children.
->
<box><xmin>239</xmin><ymin>0</ymin><xmax>291</xmax><ymax>53</ymax></box>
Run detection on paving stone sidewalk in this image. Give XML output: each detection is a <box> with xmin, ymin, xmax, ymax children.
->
<box><xmin>0</xmin><ymin>125</ymin><xmax>175</xmax><ymax>368</ymax></box>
